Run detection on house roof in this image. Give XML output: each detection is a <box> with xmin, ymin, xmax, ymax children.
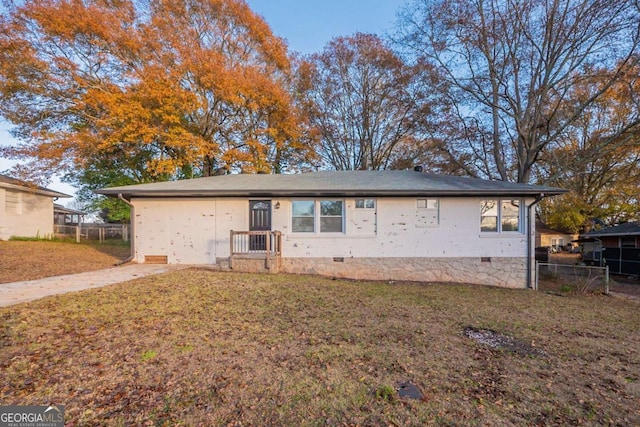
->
<box><xmin>0</xmin><ymin>174</ymin><xmax>71</xmax><ymax>198</ymax></box>
<box><xmin>535</xmin><ymin>221</ymin><xmax>577</xmax><ymax>236</ymax></box>
<box><xmin>583</xmin><ymin>222</ymin><xmax>640</xmax><ymax>237</ymax></box>
<box><xmin>97</xmin><ymin>170</ymin><xmax>566</xmax><ymax>199</ymax></box>
<box><xmin>53</xmin><ymin>203</ymin><xmax>85</xmax><ymax>216</ymax></box>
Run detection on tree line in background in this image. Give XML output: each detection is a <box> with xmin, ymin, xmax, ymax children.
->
<box><xmin>0</xmin><ymin>0</ymin><xmax>639</xmax><ymax>231</ymax></box>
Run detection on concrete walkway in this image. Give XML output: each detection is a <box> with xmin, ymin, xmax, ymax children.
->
<box><xmin>0</xmin><ymin>264</ymin><xmax>187</xmax><ymax>307</ymax></box>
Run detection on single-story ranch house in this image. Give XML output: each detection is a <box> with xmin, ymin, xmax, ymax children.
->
<box><xmin>97</xmin><ymin>170</ymin><xmax>565</xmax><ymax>288</ymax></box>
<box><xmin>535</xmin><ymin>221</ymin><xmax>579</xmax><ymax>252</ymax></box>
<box><xmin>0</xmin><ymin>174</ymin><xmax>71</xmax><ymax>240</ymax></box>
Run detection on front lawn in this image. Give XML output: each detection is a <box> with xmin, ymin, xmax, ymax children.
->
<box><xmin>0</xmin><ymin>240</ymin><xmax>131</xmax><ymax>283</ymax></box>
<box><xmin>1</xmin><ymin>270</ymin><xmax>638</xmax><ymax>426</ymax></box>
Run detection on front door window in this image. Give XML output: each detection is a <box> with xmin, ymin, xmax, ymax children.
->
<box><xmin>249</xmin><ymin>200</ymin><xmax>271</xmax><ymax>250</ymax></box>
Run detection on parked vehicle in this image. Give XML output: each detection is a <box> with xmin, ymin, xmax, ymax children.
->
<box><xmin>535</xmin><ymin>246</ymin><xmax>550</xmax><ymax>263</ymax></box>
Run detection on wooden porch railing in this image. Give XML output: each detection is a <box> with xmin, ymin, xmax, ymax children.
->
<box><xmin>229</xmin><ymin>230</ymin><xmax>282</xmax><ymax>270</ymax></box>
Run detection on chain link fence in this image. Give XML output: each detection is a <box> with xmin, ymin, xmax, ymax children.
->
<box><xmin>536</xmin><ymin>262</ymin><xmax>609</xmax><ymax>294</ymax></box>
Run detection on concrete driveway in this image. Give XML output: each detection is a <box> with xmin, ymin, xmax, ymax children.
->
<box><xmin>0</xmin><ymin>264</ymin><xmax>186</xmax><ymax>307</ymax></box>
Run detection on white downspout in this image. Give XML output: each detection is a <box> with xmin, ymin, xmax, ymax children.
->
<box><xmin>115</xmin><ymin>193</ymin><xmax>135</xmax><ymax>265</ymax></box>
<box><xmin>527</xmin><ymin>194</ymin><xmax>544</xmax><ymax>289</ymax></box>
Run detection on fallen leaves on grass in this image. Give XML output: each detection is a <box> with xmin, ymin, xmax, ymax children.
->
<box><xmin>0</xmin><ymin>270</ymin><xmax>639</xmax><ymax>426</ymax></box>
<box><xmin>0</xmin><ymin>241</ymin><xmax>130</xmax><ymax>283</ymax></box>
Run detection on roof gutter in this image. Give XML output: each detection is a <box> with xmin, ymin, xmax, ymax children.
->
<box><xmin>115</xmin><ymin>193</ymin><xmax>134</xmax><ymax>266</ymax></box>
<box><xmin>0</xmin><ymin>181</ymin><xmax>72</xmax><ymax>198</ymax></box>
<box><xmin>98</xmin><ymin>189</ymin><xmax>567</xmax><ymax>198</ymax></box>
<box><xmin>527</xmin><ymin>194</ymin><xmax>545</xmax><ymax>289</ymax></box>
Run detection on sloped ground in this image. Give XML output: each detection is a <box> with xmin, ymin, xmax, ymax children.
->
<box><xmin>2</xmin><ymin>241</ymin><xmax>638</xmax><ymax>299</ymax></box>
<box><xmin>0</xmin><ymin>240</ymin><xmax>131</xmax><ymax>283</ymax></box>
<box><xmin>540</xmin><ymin>253</ymin><xmax>640</xmax><ymax>299</ymax></box>
<box><xmin>0</xmin><ymin>270</ymin><xmax>638</xmax><ymax>426</ymax></box>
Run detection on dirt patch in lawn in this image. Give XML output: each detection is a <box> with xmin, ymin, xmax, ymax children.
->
<box><xmin>463</xmin><ymin>326</ymin><xmax>545</xmax><ymax>357</ymax></box>
<box><xmin>0</xmin><ymin>240</ymin><xmax>131</xmax><ymax>283</ymax></box>
<box><xmin>0</xmin><ymin>270</ymin><xmax>638</xmax><ymax>426</ymax></box>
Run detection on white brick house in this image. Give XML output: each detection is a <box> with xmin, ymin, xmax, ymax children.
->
<box><xmin>0</xmin><ymin>174</ymin><xmax>71</xmax><ymax>240</ymax></box>
<box><xmin>98</xmin><ymin>170</ymin><xmax>565</xmax><ymax>288</ymax></box>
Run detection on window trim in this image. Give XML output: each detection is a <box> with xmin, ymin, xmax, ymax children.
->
<box><xmin>319</xmin><ymin>200</ymin><xmax>344</xmax><ymax>233</ymax></box>
<box><xmin>355</xmin><ymin>198</ymin><xmax>376</xmax><ymax>209</ymax></box>
<box><xmin>291</xmin><ymin>200</ymin><xmax>315</xmax><ymax>233</ymax></box>
<box><xmin>416</xmin><ymin>198</ymin><xmax>440</xmax><ymax>226</ymax></box>
<box><xmin>291</xmin><ymin>199</ymin><xmax>345</xmax><ymax>234</ymax></box>
<box><xmin>480</xmin><ymin>199</ymin><xmax>523</xmax><ymax>234</ymax></box>
<box><xmin>417</xmin><ymin>198</ymin><xmax>438</xmax><ymax>210</ymax></box>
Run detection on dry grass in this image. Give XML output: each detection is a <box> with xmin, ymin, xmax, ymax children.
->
<box><xmin>0</xmin><ymin>240</ymin><xmax>131</xmax><ymax>283</ymax></box>
<box><xmin>1</xmin><ymin>270</ymin><xmax>639</xmax><ymax>426</ymax></box>
<box><xmin>540</xmin><ymin>253</ymin><xmax>640</xmax><ymax>299</ymax></box>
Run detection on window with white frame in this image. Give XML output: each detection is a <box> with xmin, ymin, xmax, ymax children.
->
<box><xmin>416</xmin><ymin>198</ymin><xmax>439</xmax><ymax>226</ymax></box>
<box><xmin>292</xmin><ymin>200</ymin><xmax>315</xmax><ymax>232</ymax></box>
<box><xmin>417</xmin><ymin>198</ymin><xmax>438</xmax><ymax>210</ymax></box>
<box><xmin>352</xmin><ymin>198</ymin><xmax>377</xmax><ymax>235</ymax></box>
<box><xmin>292</xmin><ymin>200</ymin><xmax>344</xmax><ymax>233</ymax></box>
<box><xmin>320</xmin><ymin>200</ymin><xmax>344</xmax><ymax>232</ymax></box>
<box><xmin>355</xmin><ymin>199</ymin><xmax>375</xmax><ymax>209</ymax></box>
<box><xmin>481</xmin><ymin>199</ymin><xmax>521</xmax><ymax>233</ymax></box>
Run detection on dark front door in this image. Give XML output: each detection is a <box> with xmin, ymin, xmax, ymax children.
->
<box><xmin>249</xmin><ymin>200</ymin><xmax>271</xmax><ymax>250</ymax></box>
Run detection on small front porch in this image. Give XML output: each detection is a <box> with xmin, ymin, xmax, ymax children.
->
<box><xmin>229</xmin><ymin>230</ymin><xmax>282</xmax><ymax>272</ymax></box>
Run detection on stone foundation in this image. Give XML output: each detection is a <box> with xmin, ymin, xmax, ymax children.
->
<box><xmin>278</xmin><ymin>257</ymin><xmax>527</xmax><ymax>288</ymax></box>
<box><xmin>227</xmin><ymin>255</ymin><xmax>280</xmax><ymax>273</ymax></box>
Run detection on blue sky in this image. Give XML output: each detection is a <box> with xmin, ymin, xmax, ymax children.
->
<box><xmin>246</xmin><ymin>0</ymin><xmax>407</xmax><ymax>54</ymax></box>
<box><xmin>0</xmin><ymin>0</ymin><xmax>408</xmax><ymax>195</ymax></box>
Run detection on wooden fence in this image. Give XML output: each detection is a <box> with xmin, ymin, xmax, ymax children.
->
<box><xmin>54</xmin><ymin>224</ymin><xmax>129</xmax><ymax>243</ymax></box>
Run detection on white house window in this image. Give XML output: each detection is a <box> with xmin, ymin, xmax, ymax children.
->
<box><xmin>292</xmin><ymin>200</ymin><xmax>344</xmax><ymax>233</ymax></box>
<box><xmin>481</xmin><ymin>199</ymin><xmax>521</xmax><ymax>233</ymax></box>
<box><xmin>416</xmin><ymin>198</ymin><xmax>439</xmax><ymax>226</ymax></box>
<box><xmin>481</xmin><ymin>200</ymin><xmax>498</xmax><ymax>232</ymax></box>
<box><xmin>355</xmin><ymin>199</ymin><xmax>375</xmax><ymax>209</ymax></box>
<box><xmin>320</xmin><ymin>200</ymin><xmax>344</xmax><ymax>232</ymax></box>
<box><xmin>417</xmin><ymin>198</ymin><xmax>438</xmax><ymax>210</ymax></box>
<box><xmin>5</xmin><ymin>191</ymin><xmax>21</xmax><ymax>215</ymax></box>
<box><xmin>292</xmin><ymin>200</ymin><xmax>315</xmax><ymax>232</ymax></box>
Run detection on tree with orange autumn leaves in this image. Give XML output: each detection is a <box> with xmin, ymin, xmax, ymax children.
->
<box><xmin>1</xmin><ymin>0</ymin><xmax>640</xmax><ymax>229</ymax></box>
<box><xmin>0</xmin><ymin>0</ymin><xmax>311</xmax><ymax>188</ymax></box>
<box><xmin>537</xmin><ymin>62</ymin><xmax>640</xmax><ymax>232</ymax></box>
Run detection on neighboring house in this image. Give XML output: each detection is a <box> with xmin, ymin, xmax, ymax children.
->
<box><xmin>0</xmin><ymin>174</ymin><xmax>71</xmax><ymax>240</ymax></box>
<box><xmin>581</xmin><ymin>222</ymin><xmax>640</xmax><ymax>275</ymax></box>
<box><xmin>583</xmin><ymin>222</ymin><xmax>640</xmax><ymax>248</ymax></box>
<box><xmin>54</xmin><ymin>203</ymin><xmax>85</xmax><ymax>225</ymax></box>
<box><xmin>97</xmin><ymin>170</ymin><xmax>565</xmax><ymax>288</ymax></box>
<box><xmin>535</xmin><ymin>221</ymin><xmax>579</xmax><ymax>252</ymax></box>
